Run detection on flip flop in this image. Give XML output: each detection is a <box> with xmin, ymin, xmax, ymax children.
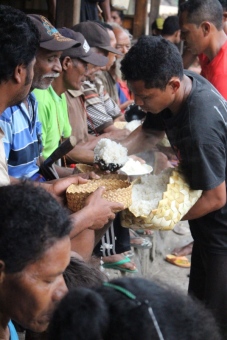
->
<box><xmin>102</xmin><ymin>256</ymin><xmax>138</xmax><ymax>273</ymax></box>
<box><xmin>165</xmin><ymin>254</ymin><xmax>191</xmax><ymax>268</ymax></box>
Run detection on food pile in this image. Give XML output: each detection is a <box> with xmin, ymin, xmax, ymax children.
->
<box><xmin>94</xmin><ymin>138</ymin><xmax>128</xmax><ymax>172</ymax></box>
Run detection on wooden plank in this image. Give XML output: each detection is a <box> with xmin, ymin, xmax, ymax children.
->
<box><xmin>149</xmin><ymin>0</ymin><xmax>161</xmax><ymax>35</ymax></box>
<box><xmin>56</xmin><ymin>0</ymin><xmax>80</xmax><ymax>28</ymax></box>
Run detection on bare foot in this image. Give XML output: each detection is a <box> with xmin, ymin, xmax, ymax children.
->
<box><xmin>102</xmin><ymin>254</ymin><xmax>137</xmax><ymax>271</ymax></box>
<box><xmin>172</xmin><ymin>242</ymin><xmax>193</xmax><ymax>256</ymax></box>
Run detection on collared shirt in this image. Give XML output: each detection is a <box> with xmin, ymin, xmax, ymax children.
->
<box><xmin>34</xmin><ymin>86</ymin><xmax>72</xmax><ymax>159</ymax></box>
<box><xmin>0</xmin><ymin>93</ymin><xmax>41</xmax><ymax>179</ymax></box>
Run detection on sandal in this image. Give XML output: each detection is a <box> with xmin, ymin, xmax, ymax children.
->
<box><xmin>165</xmin><ymin>254</ymin><xmax>191</xmax><ymax>268</ymax></box>
<box><xmin>102</xmin><ymin>256</ymin><xmax>138</xmax><ymax>273</ymax></box>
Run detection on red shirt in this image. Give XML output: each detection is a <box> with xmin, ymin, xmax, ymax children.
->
<box><xmin>199</xmin><ymin>40</ymin><xmax>227</xmax><ymax>100</ymax></box>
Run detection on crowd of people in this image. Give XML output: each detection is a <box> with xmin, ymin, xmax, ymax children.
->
<box><xmin>1</xmin><ymin>0</ymin><xmax>227</xmax><ymax>339</ymax></box>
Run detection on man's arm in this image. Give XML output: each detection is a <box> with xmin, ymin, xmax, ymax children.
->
<box><xmin>121</xmin><ymin>125</ymin><xmax>165</xmax><ymax>155</ymax></box>
<box><xmin>182</xmin><ymin>181</ymin><xmax>226</xmax><ymax>220</ymax></box>
<box><xmin>99</xmin><ymin>0</ymin><xmax>112</xmax><ymax>22</ymax></box>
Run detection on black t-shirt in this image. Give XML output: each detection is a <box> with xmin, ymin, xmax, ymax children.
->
<box><xmin>142</xmin><ymin>70</ymin><xmax>227</xmax><ymax>252</ymax></box>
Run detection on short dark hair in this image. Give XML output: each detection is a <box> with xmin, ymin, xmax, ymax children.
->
<box><xmin>110</xmin><ymin>7</ymin><xmax>124</xmax><ymax>21</ymax></box>
<box><xmin>162</xmin><ymin>15</ymin><xmax>180</xmax><ymax>36</ymax></box>
<box><xmin>219</xmin><ymin>0</ymin><xmax>227</xmax><ymax>11</ymax></box>
<box><xmin>48</xmin><ymin>277</ymin><xmax>222</xmax><ymax>340</ymax></box>
<box><xmin>63</xmin><ymin>257</ymin><xmax>106</xmax><ymax>290</ymax></box>
<box><xmin>121</xmin><ymin>35</ymin><xmax>183</xmax><ymax>90</ymax></box>
<box><xmin>180</xmin><ymin>0</ymin><xmax>223</xmax><ymax>30</ymax></box>
<box><xmin>0</xmin><ymin>181</ymin><xmax>72</xmax><ymax>273</ymax></box>
<box><xmin>0</xmin><ymin>5</ymin><xmax>39</xmax><ymax>83</ymax></box>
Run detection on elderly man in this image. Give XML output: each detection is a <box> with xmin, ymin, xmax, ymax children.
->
<box><xmin>34</xmin><ymin>27</ymin><xmax>108</xmax><ymax>164</ymax></box>
<box><xmin>120</xmin><ymin>35</ymin><xmax>227</xmax><ymax>337</ymax></box>
<box><xmin>0</xmin><ymin>182</ymin><xmax>71</xmax><ymax>339</ymax></box>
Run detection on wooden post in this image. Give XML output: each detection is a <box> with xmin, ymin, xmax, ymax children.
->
<box><xmin>148</xmin><ymin>0</ymin><xmax>161</xmax><ymax>35</ymax></box>
<box><xmin>56</xmin><ymin>0</ymin><xmax>81</xmax><ymax>28</ymax></box>
<box><xmin>133</xmin><ymin>0</ymin><xmax>148</xmax><ymax>39</ymax></box>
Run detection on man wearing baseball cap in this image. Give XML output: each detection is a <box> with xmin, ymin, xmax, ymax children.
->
<box><xmin>34</xmin><ymin>28</ymin><xmax>108</xmax><ymax>161</ymax></box>
<box><xmin>71</xmin><ymin>21</ymin><xmax>126</xmax><ymax>137</ymax></box>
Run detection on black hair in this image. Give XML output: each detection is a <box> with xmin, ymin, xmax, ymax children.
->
<box><xmin>180</xmin><ymin>0</ymin><xmax>223</xmax><ymax>30</ymax></box>
<box><xmin>0</xmin><ymin>181</ymin><xmax>72</xmax><ymax>273</ymax></box>
<box><xmin>0</xmin><ymin>5</ymin><xmax>39</xmax><ymax>83</ymax></box>
<box><xmin>48</xmin><ymin>277</ymin><xmax>222</xmax><ymax>340</ymax></box>
<box><xmin>121</xmin><ymin>35</ymin><xmax>183</xmax><ymax>90</ymax></box>
<box><xmin>63</xmin><ymin>257</ymin><xmax>107</xmax><ymax>290</ymax></box>
<box><xmin>162</xmin><ymin>15</ymin><xmax>180</xmax><ymax>36</ymax></box>
<box><xmin>110</xmin><ymin>6</ymin><xmax>124</xmax><ymax>21</ymax></box>
<box><xmin>219</xmin><ymin>0</ymin><xmax>227</xmax><ymax>11</ymax></box>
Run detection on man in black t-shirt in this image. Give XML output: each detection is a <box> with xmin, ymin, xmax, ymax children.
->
<box><xmin>120</xmin><ymin>35</ymin><xmax>227</xmax><ymax>337</ymax></box>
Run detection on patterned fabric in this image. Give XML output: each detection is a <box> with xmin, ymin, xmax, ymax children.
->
<box><xmin>82</xmin><ymin>77</ymin><xmax>121</xmax><ymax>135</ymax></box>
<box><xmin>0</xmin><ymin>93</ymin><xmax>42</xmax><ymax>179</ymax></box>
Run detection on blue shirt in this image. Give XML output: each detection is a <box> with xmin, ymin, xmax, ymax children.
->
<box><xmin>8</xmin><ymin>320</ymin><xmax>19</xmax><ymax>340</ymax></box>
<box><xmin>0</xmin><ymin>93</ymin><xmax>42</xmax><ymax>178</ymax></box>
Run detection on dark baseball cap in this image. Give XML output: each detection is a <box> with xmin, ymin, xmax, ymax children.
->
<box><xmin>72</xmin><ymin>21</ymin><xmax>122</xmax><ymax>55</ymax></box>
<box><xmin>58</xmin><ymin>28</ymin><xmax>108</xmax><ymax>67</ymax></box>
<box><xmin>28</xmin><ymin>14</ymin><xmax>79</xmax><ymax>51</ymax></box>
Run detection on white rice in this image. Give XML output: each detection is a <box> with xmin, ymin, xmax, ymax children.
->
<box><xmin>130</xmin><ymin>168</ymin><xmax>173</xmax><ymax>216</ymax></box>
<box><xmin>94</xmin><ymin>138</ymin><xmax>128</xmax><ymax>165</ymax></box>
<box><xmin>125</xmin><ymin>120</ymin><xmax>142</xmax><ymax>132</ymax></box>
<box><xmin>120</xmin><ymin>158</ymin><xmax>150</xmax><ymax>175</ymax></box>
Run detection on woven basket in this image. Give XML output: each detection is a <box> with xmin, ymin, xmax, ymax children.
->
<box><xmin>121</xmin><ymin>168</ymin><xmax>202</xmax><ymax>231</ymax></box>
<box><xmin>66</xmin><ymin>178</ymin><xmax>132</xmax><ymax>212</ymax></box>
<box><xmin>75</xmin><ymin>163</ymin><xmax>128</xmax><ymax>181</ymax></box>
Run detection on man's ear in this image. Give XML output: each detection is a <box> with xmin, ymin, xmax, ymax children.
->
<box><xmin>201</xmin><ymin>21</ymin><xmax>211</xmax><ymax>36</ymax></box>
<box><xmin>0</xmin><ymin>261</ymin><xmax>6</xmax><ymax>283</ymax></box>
<box><xmin>168</xmin><ymin>78</ymin><xmax>180</xmax><ymax>93</ymax></box>
<box><xmin>14</xmin><ymin>64</ymin><xmax>25</xmax><ymax>84</ymax></box>
<box><xmin>61</xmin><ymin>57</ymin><xmax>71</xmax><ymax>71</ymax></box>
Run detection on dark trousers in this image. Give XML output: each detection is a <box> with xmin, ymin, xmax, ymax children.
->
<box><xmin>94</xmin><ymin>213</ymin><xmax>130</xmax><ymax>257</ymax></box>
<box><xmin>189</xmin><ymin>241</ymin><xmax>227</xmax><ymax>337</ymax></box>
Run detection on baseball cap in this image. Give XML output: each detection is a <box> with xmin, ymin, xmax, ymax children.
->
<box><xmin>58</xmin><ymin>28</ymin><xmax>108</xmax><ymax>67</ymax></box>
<box><xmin>28</xmin><ymin>14</ymin><xmax>80</xmax><ymax>51</ymax></box>
<box><xmin>72</xmin><ymin>21</ymin><xmax>123</xmax><ymax>55</ymax></box>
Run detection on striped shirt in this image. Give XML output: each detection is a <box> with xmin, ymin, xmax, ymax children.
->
<box><xmin>83</xmin><ymin>77</ymin><xmax>121</xmax><ymax>135</ymax></box>
<box><xmin>0</xmin><ymin>93</ymin><xmax>42</xmax><ymax>179</ymax></box>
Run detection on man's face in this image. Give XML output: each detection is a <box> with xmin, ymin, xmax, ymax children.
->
<box><xmin>32</xmin><ymin>48</ymin><xmax>62</xmax><ymax>90</ymax></box>
<box><xmin>128</xmin><ymin>80</ymin><xmax>174</xmax><ymax>114</ymax></box>
<box><xmin>10</xmin><ymin>58</ymin><xmax>36</xmax><ymax>107</ymax></box>
<box><xmin>64</xmin><ymin>58</ymin><xmax>88</xmax><ymax>90</ymax></box>
<box><xmin>115</xmin><ymin>30</ymin><xmax>131</xmax><ymax>56</ymax></box>
<box><xmin>1</xmin><ymin>237</ymin><xmax>70</xmax><ymax>332</ymax></box>
<box><xmin>180</xmin><ymin>11</ymin><xmax>205</xmax><ymax>55</ymax></box>
<box><xmin>103</xmin><ymin>29</ymin><xmax>117</xmax><ymax>70</ymax></box>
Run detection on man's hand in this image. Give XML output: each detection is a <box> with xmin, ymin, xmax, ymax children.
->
<box><xmin>42</xmin><ymin>176</ymin><xmax>88</xmax><ymax>204</ymax></box>
<box><xmin>83</xmin><ymin>187</ymin><xmax>124</xmax><ymax>230</ymax></box>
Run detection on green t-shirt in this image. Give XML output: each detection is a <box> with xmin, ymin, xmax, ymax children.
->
<box><xmin>33</xmin><ymin>86</ymin><xmax>72</xmax><ymax>159</ymax></box>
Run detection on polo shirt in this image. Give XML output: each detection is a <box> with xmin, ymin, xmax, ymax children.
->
<box><xmin>65</xmin><ymin>90</ymin><xmax>89</xmax><ymax>144</ymax></box>
<box><xmin>34</xmin><ymin>86</ymin><xmax>72</xmax><ymax>159</ymax></box>
<box><xmin>0</xmin><ymin>93</ymin><xmax>41</xmax><ymax>179</ymax></box>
